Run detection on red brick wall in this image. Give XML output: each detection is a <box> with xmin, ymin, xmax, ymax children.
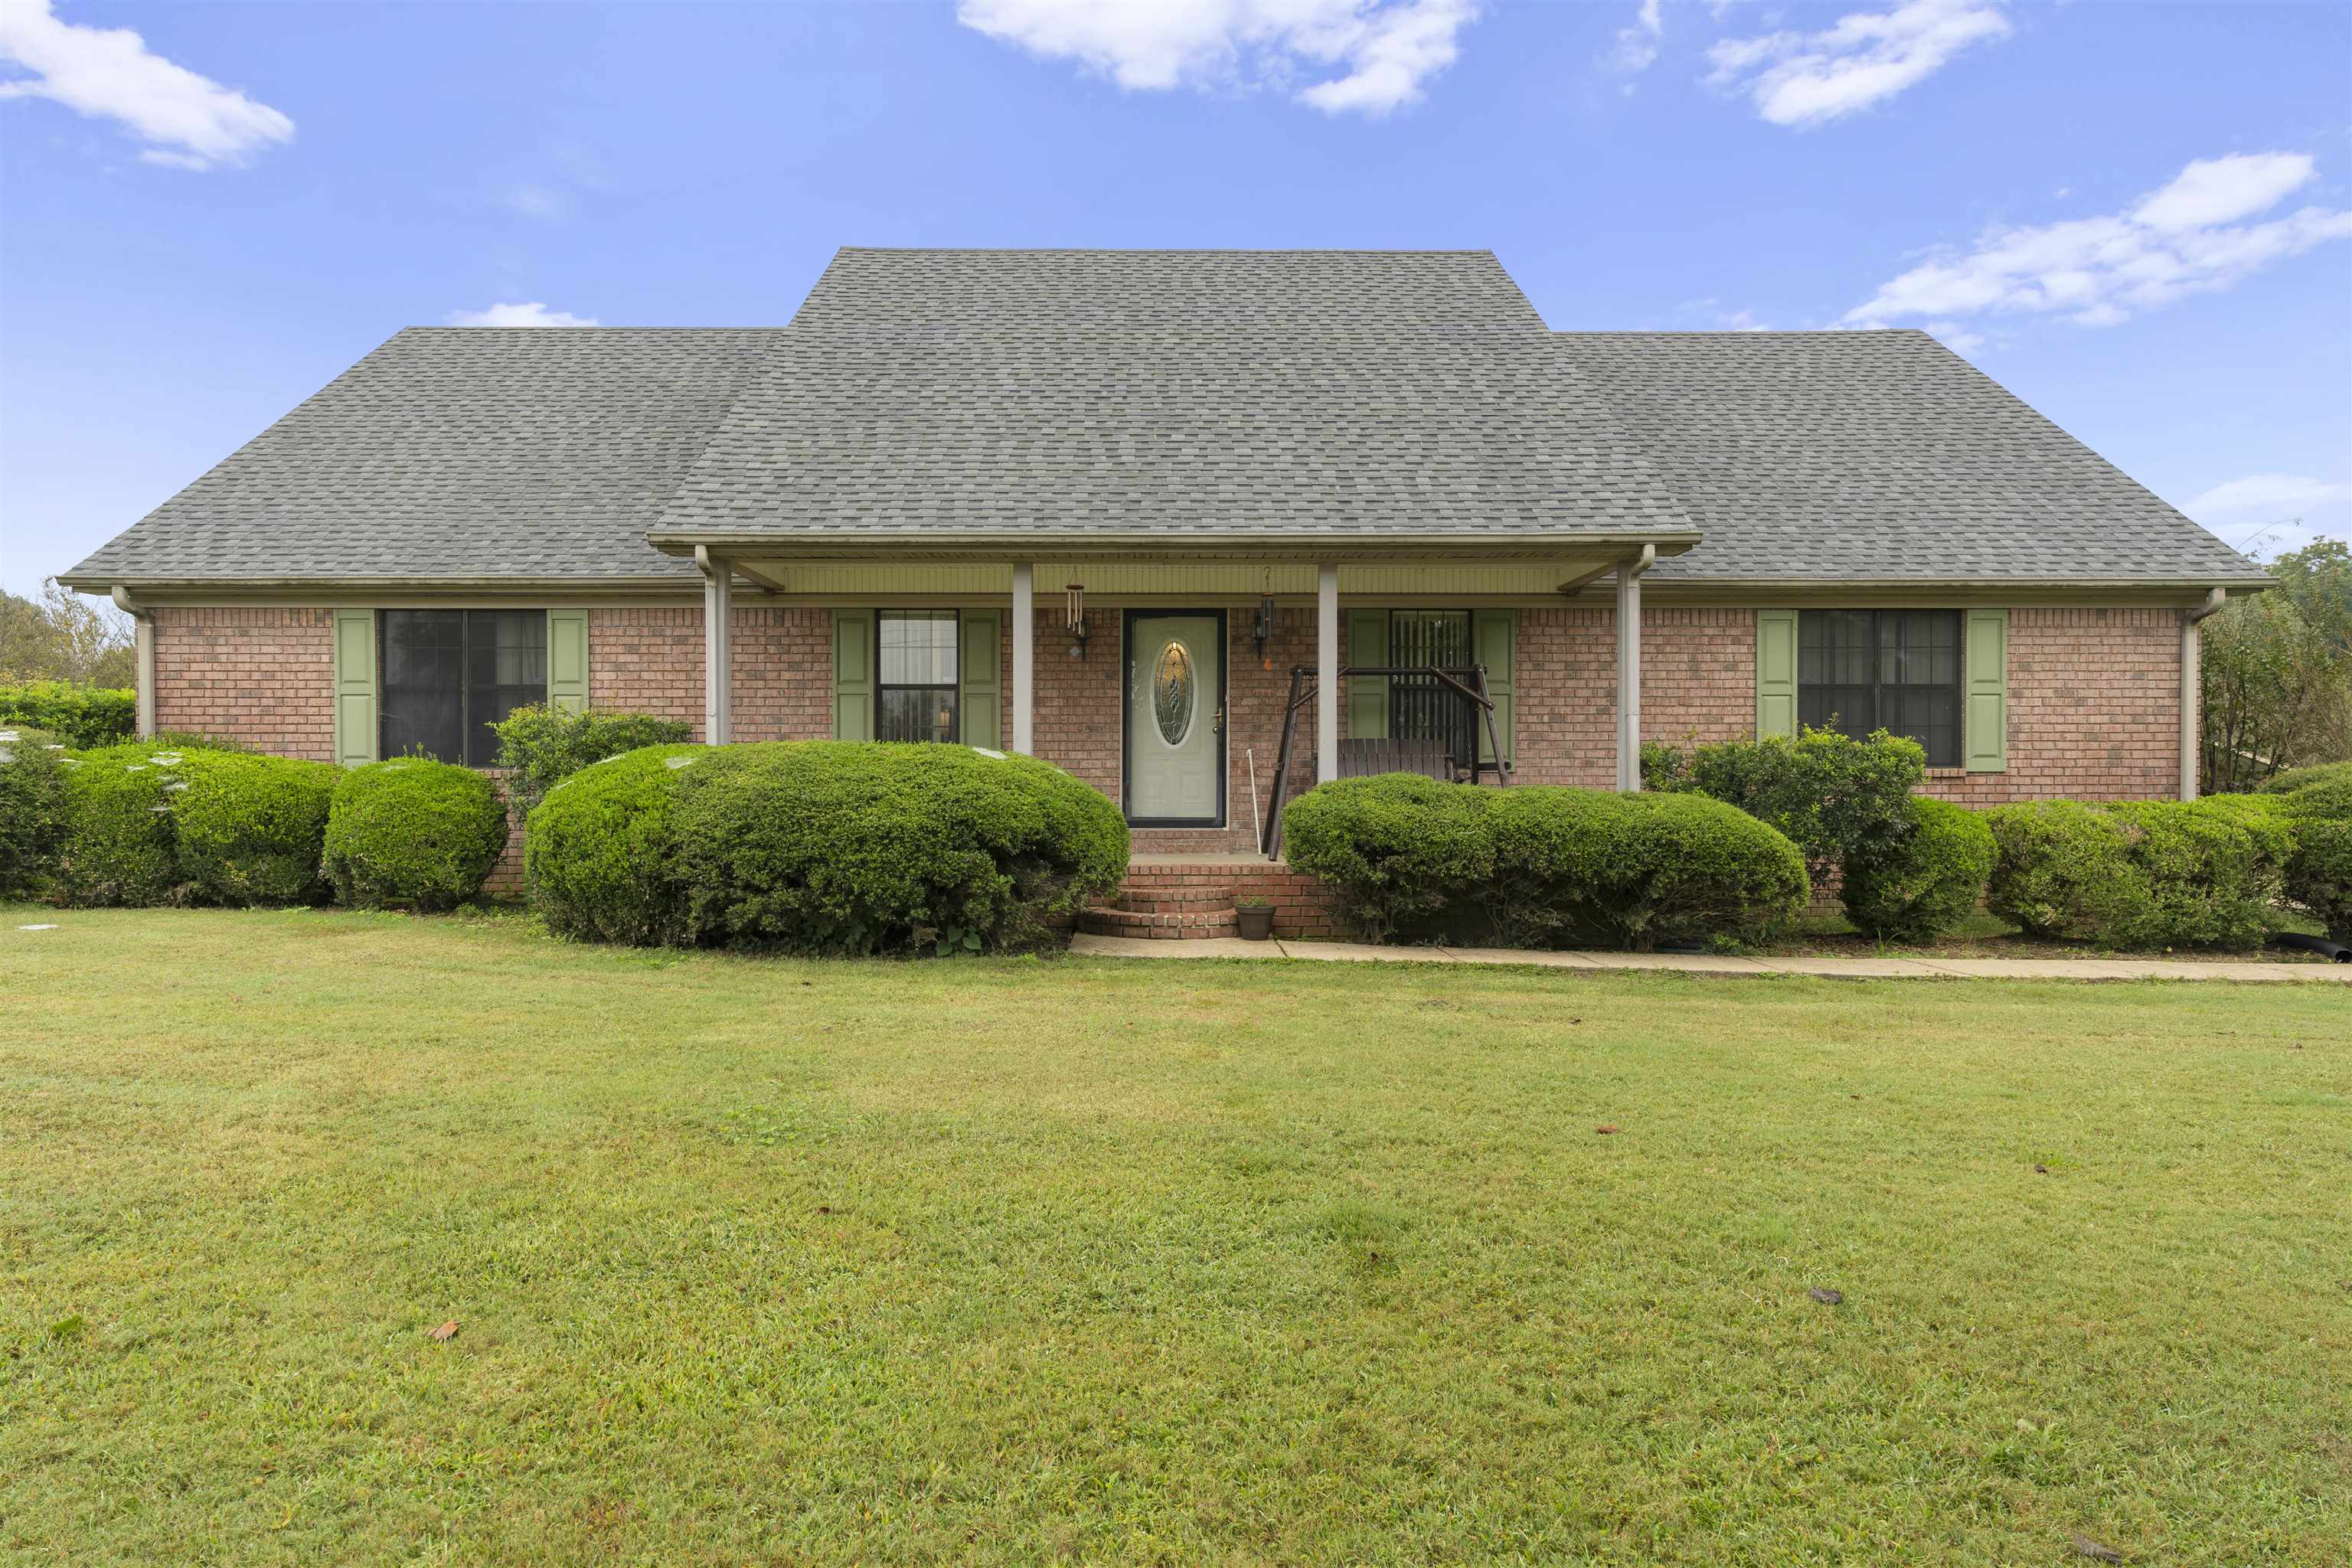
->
<box><xmin>1932</xmin><ymin>607</ymin><xmax>2181</xmax><ymax>805</ymax></box>
<box><xmin>150</xmin><ymin>607</ymin><xmax>335</xmax><ymax>760</ymax></box>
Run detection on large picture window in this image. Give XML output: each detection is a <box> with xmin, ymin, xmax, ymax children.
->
<box><xmin>1388</xmin><ymin>609</ymin><xmax>1475</xmax><ymax>764</ymax></box>
<box><xmin>1798</xmin><ymin>609</ymin><xmax>1962</xmax><ymax>767</ymax></box>
<box><xmin>877</xmin><ymin>610</ymin><xmax>959</xmax><ymax>743</ymax></box>
<box><xmin>380</xmin><ymin>609</ymin><xmax>547</xmax><ymax>766</ymax></box>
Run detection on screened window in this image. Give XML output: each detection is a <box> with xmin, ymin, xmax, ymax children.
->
<box><xmin>877</xmin><ymin>610</ymin><xmax>959</xmax><ymax>743</ymax></box>
<box><xmin>379</xmin><ymin>609</ymin><xmax>547</xmax><ymax>766</ymax></box>
<box><xmin>1389</xmin><ymin>609</ymin><xmax>1476</xmax><ymax>764</ymax></box>
<box><xmin>1798</xmin><ymin>609</ymin><xmax>1962</xmax><ymax>767</ymax></box>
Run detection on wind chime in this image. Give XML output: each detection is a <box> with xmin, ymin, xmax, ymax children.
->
<box><xmin>1065</xmin><ymin>582</ymin><xmax>1088</xmax><ymax>658</ymax></box>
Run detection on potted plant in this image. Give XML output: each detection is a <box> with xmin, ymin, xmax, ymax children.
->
<box><xmin>1235</xmin><ymin>896</ymin><xmax>1275</xmax><ymax>942</ymax></box>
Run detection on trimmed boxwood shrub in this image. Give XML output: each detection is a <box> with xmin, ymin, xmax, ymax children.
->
<box><xmin>1985</xmin><ymin>796</ymin><xmax>2292</xmax><ymax>950</ymax></box>
<box><xmin>1280</xmin><ymin>774</ymin><xmax>1495</xmax><ymax>943</ymax></box>
<box><xmin>528</xmin><ymin>742</ymin><xmax>1128</xmax><ymax>955</ymax></box>
<box><xmin>2259</xmin><ymin>761</ymin><xmax>2352</xmax><ymax>796</ymax></box>
<box><xmin>1839</xmin><ymin>796</ymin><xmax>1994</xmax><ymax>943</ymax></box>
<box><xmin>1484</xmin><ymin>787</ymin><xmax>1809</xmax><ymax>951</ymax></box>
<box><xmin>2259</xmin><ymin>773</ymin><xmax>2351</xmax><ymax>937</ymax></box>
<box><xmin>322</xmin><ymin>758</ymin><xmax>510</xmax><ymax>910</ymax></box>
<box><xmin>1642</xmin><ymin>726</ymin><xmax>1925</xmax><ymax>894</ymax></box>
<box><xmin>0</xmin><ymin>724</ymin><xmax>71</xmax><ymax>897</ymax></box>
<box><xmin>54</xmin><ymin>743</ymin><xmax>337</xmax><ymax>906</ymax></box>
<box><xmin>1282</xmin><ymin>776</ymin><xmax>1808</xmax><ymax>950</ymax></box>
<box><xmin>0</xmin><ymin>681</ymin><xmax>136</xmax><ymax>749</ymax></box>
<box><xmin>492</xmin><ymin>704</ymin><xmax>695</xmax><ymax>817</ymax></box>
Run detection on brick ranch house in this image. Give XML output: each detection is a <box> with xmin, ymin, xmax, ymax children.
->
<box><xmin>61</xmin><ymin>249</ymin><xmax>2268</xmax><ymax>933</ymax></box>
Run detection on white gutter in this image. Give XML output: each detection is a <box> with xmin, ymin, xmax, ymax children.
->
<box><xmin>2179</xmin><ymin>586</ymin><xmax>2228</xmax><ymax>802</ymax></box>
<box><xmin>111</xmin><ymin>586</ymin><xmax>157</xmax><ymax>739</ymax></box>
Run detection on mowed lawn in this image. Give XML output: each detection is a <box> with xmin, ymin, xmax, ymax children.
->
<box><xmin>2</xmin><ymin>910</ymin><xmax>2347</xmax><ymax>1566</ymax></box>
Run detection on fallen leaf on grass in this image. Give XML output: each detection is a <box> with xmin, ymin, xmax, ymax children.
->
<box><xmin>1808</xmin><ymin>1288</ymin><xmax>1843</xmax><ymax>1305</ymax></box>
<box><xmin>427</xmin><ymin>1321</ymin><xmax>459</xmax><ymax>1342</ymax></box>
<box><xmin>2071</xmin><ymin>1533</ymin><xmax>2124</xmax><ymax>1562</ymax></box>
<box><xmin>2034</xmin><ymin>1164</ymin><xmax>2051</xmax><ymax>1174</ymax></box>
<box><xmin>1594</xmin><ymin>1125</ymin><xmax>1619</xmax><ymax>1135</ymax></box>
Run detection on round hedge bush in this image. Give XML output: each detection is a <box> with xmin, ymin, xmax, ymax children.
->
<box><xmin>1985</xmin><ymin>796</ymin><xmax>2292</xmax><ymax>950</ymax></box>
<box><xmin>322</xmin><ymin>757</ymin><xmax>510</xmax><ymax>910</ymax></box>
<box><xmin>2262</xmin><ymin>773</ymin><xmax>2351</xmax><ymax>938</ymax></box>
<box><xmin>0</xmin><ymin>724</ymin><xmax>72</xmax><ymax>897</ymax></box>
<box><xmin>54</xmin><ymin>742</ymin><xmax>338</xmax><ymax>906</ymax></box>
<box><xmin>1282</xmin><ymin>776</ymin><xmax>1808</xmax><ymax>950</ymax></box>
<box><xmin>528</xmin><ymin>742</ymin><xmax>1129</xmax><ymax>954</ymax></box>
<box><xmin>1839</xmin><ymin>796</ymin><xmax>1994</xmax><ymax>943</ymax></box>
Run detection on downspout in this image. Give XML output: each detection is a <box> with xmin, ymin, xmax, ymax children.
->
<box><xmin>1615</xmin><ymin>544</ymin><xmax>1655</xmax><ymax>792</ymax></box>
<box><xmin>694</xmin><ymin>547</ymin><xmax>733</xmax><ymax>744</ymax></box>
<box><xmin>111</xmin><ymin>586</ymin><xmax>156</xmax><ymax>740</ymax></box>
<box><xmin>2180</xmin><ymin>586</ymin><xmax>2226</xmax><ymax>802</ymax></box>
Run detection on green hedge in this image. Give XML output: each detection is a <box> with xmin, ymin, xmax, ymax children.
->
<box><xmin>0</xmin><ymin>682</ymin><xmax>136</xmax><ymax>749</ymax></box>
<box><xmin>2260</xmin><ymin>760</ymin><xmax>2352</xmax><ymax>797</ymax></box>
<box><xmin>1282</xmin><ymin>776</ymin><xmax>1808</xmax><ymax>950</ymax></box>
<box><xmin>1984</xmin><ymin>796</ymin><xmax>2293</xmax><ymax>950</ymax></box>
<box><xmin>2262</xmin><ymin>772</ymin><xmax>2351</xmax><ymax>938</ymax></box>
<box><xmin>491</xmin><ymin>704</ymin><xmax>695</xmax><ymax>817</ymax></box>
<box><xmin>0</xmin><ymin>725</ymin><xmax>72</xmax><ymax>897</ymax></box>
<box><xmin>1643</xmin><ymin>727</ymin><xmax>1925</xmax><ymax>894</ymax></box>
<box><xmin>528</xmin><ymin>742</ymin><xmax>1129</xmax><ymax>955</ymax></box>
<box><xmin>54</xmin><ymin>743</ymin><xmax>337</xmax><ymax>907</ymax></box>
<box><xmin>1839</xmin><ymin>796</ymin><xmax>1995</xmax><ymax>943</ymax></box>
<box><xmin>322</xmin><ymin>758</ymin><xmax>510</xmax><ymax>911</ymax></box>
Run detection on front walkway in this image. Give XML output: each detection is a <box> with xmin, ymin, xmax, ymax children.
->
<box><xmin>1069</xmin><ymin>933</ymin><xmax>2352</xmax><ymax>983</ymax></box>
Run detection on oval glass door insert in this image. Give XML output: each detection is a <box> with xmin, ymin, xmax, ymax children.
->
<box><xmin>1152</xmin><ymin>641</ymin><xmax>1196</xmax><ymax>746</ymax></box>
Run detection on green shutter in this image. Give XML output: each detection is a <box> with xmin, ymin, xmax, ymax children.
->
<box><xmin>547</xmin><ymin>609</ymin><xmax>589</xmax><ymax>714</ymax></box>
<box><xmin>1473</xmin><ymin>609</ymin><xmax>1514</xmax><ymax>766</ymax></box>
<box><xmin>332</xmin><ymin>609</ymin><xmax>377</xmax><ymax>767</ymax></box>
<box><xmin>833</xmin><ymin>609</ymin><xmax>874</xmax><ymax>741</ymax></box>
<box><xmin>1756</xmin><ymin>609</ymin><xmax>1798</xmax><ymax>739</ymax></box>
<box><xmin>1347</xmin><ymin>608</ymin><xmax>1388</xmax><ymax>740</ymax></box>
<box><xmin>959</xmin><ymin>609</ymin><xmax>1001</xmax><ymax>748</ymax></box>
<box><xmin>1965</xmin><ymin>608</ymin><xmax>2009</xmax><ymax>773</ymax></box>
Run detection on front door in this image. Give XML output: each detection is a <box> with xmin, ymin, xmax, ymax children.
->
<box><xmin>1125</xmin><ymin>612</ymin><xmax>1224</xmax><ymax>825</ymax></box>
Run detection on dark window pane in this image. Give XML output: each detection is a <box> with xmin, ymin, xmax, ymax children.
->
<box><xmin>464</xmin><ymin>609</ymin><xmax>547</xmax><ymax>766</ymax></box>
<box><xmin>1388</xmin><ymin>610</ymin><xmax>1475</xmax><ymax>764</ymax></box>
<box><xmin>1798</xmin><ymin>609</ymin><xmax>1962</xmax><ymax>766</ymax></box>
<box><xmin>381</xmin><ymin>610</ymin><xmax>466</xmax><ymax>763</ymax></box>
<box><xmin>876</xmin><ymin>611</ymin><xmax>959</xmax><ymax>743</ymax></box>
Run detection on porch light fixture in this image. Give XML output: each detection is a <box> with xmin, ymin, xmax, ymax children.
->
<box><xmin>1254</xmin><ymin>595</ymin><xmax>1276</xmax><ymax>669</ymax></box>
<box><xmin>1065</xmin><ymin>583</ymin><xmax>1088</xmax><ymax>659</ymax></box>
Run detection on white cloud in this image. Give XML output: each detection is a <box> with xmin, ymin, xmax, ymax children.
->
<box><xmin>0</xmin><ymin>0</ymin><xmax>292</xmax><ymax>169</ymax></box>
<box><xmin>1924</xmin><ymin>320</ymin><xmax>1984</xmax><ymax>354</ymax></box>
<box><xmin>1846</xmin><ymin>152</ymin><xmax>2352</xmax><ymax>331</ymax></box>
<box><xmin>446</xmin><ymin>302</ymin><xmax>600</xmax><ymax>328</ymax></box>
<box><xmin>1609</xmin><ymin>0</ymin><xmax>1664</xmax><ymax>76</ymax></box>
<box><xmin>1707</xmin><ymin>0</ymin><xmax>2009</xmax><ymax>126</ymax></box>
<box><xmin>957</xmin><ymin>0</ymin><xmax>1478</xmax><ymax>116</ymax></box>
<box><xmin>2184</xmin><ymin>474</ymin><xmax>2352</xmax><ymax>518</ymax></box>
<box><xmin>505</xmin><ymin>184</ymin><xmax>567</xmax><ymax>220</ymax></box>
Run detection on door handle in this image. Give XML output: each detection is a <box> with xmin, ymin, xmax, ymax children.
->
<box><xmin>1213</xmin><ymin>705</ymin><xmax>1226</xmax><ymax>734</ymax></box>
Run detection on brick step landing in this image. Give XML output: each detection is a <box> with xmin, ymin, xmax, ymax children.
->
<box><xmin>1078</xmin><ymin>882</ymin><xmax>1237</xmax><ymax>940</ymax></box>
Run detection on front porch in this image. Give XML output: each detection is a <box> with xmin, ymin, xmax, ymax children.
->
<box><xmin>679</xmin><ymin>545</ymin><xmax>1676</xmax><ymax>858</ymax></box>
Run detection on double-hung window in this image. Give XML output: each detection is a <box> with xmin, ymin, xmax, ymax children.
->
<box><xmin>876</xmin><ymin>610</ymin><xmax>959</xmax><ymax>743</ymax></box>
<box><xmin>1388</xmin><ymin>609</ymin><xmax>1477</xmax><ymax>764</ymax></box>
<box><xmin>379</xmin><ymin>609</ymin><xmax>548</xmax><ymax>766</ymax></box>
<box><xmin>1798</xmin><ymin>609</ymin><xmax>1962</xmax><ymax>767</ymax></box>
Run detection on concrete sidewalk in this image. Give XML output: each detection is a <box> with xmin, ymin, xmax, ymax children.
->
<box><xmin>1067</xmin><ymin>933</ymin><xmax>2352</xmax><ymax>983</ymax></box>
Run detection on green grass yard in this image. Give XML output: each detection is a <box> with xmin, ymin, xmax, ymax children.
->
<box><xmin>3</xmin><ymin>907</ymin><xmax>2347</xmax><ymax>1566</ymax></box>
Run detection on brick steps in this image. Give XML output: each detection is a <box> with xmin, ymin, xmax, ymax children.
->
<box><xmin>1076</xmin><ymin>903</ymin><xmax>1240</xmax><ymax>939</ymax></box>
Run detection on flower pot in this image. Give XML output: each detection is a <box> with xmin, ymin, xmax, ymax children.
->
<box><xmin>1236</xmin><ymin>905</ymin><xmax>1275</xmax><ymax>941</ymax></box>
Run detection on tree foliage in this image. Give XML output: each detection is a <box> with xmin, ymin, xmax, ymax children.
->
<box><xmin>0</xmin><ymin>580</ymin><xmax>134</xmax><ymax>688</ymax></box>
<box><xmin>2201</xmin><ymin>539</ymin><xmax>2351</xmax><ymax>794</ymax></box>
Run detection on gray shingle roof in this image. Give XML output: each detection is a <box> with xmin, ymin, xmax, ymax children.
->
<box><xmin>65</xmin><ymin>250</ymin><xmax>2262</xmax><ymax>587</ymax></box>
<box><xmin>645</xmin><ymin>248</ymin><xmax>1697</xmax><ymax>544</ymax></box>
<box><xmin>1553</xmin><ymin>329</ymin><xmax>2265</xmax><ymax>583</ymax></box>
<box><xmin>67</xmin><ymin>327</ymin><xmax>783</xmax><ymax>583</ymax></box>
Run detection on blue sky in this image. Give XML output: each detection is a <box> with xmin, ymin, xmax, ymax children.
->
<box><xmin>3</xmin><ymin>0</ymin><xmax>2347</xmax><ymax>599</ymax></box>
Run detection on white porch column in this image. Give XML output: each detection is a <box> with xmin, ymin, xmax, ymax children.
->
<box><xmin>1317</xmin><ymin>564</ymin><xmax>1340</xmax><ymax>784</ymax></box>
<box><xmin>1615</xmin><ymin>546</ymin><xmax>1654</xmax><ymax>792</ymax></box>
<box><xmin>1011</xmin><ymin>563</ymin><xmax>1034</xmax><ymax>753</ymax></box>
<box><xmin>698</xmin><ymin>549</ymin><xmax>733</xmax><ymax>744</ymax></box>
<box><xmin>2180</xmin><ymin>587</ymin><xmax>2225</xmax><ymax>801</ymax></box>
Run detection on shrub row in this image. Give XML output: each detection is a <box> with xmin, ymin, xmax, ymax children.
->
<box><xmin>1643</xmin><ymin>727</ymin><xmax>1926</xmax><ymax>895</ymax></box>
<box><xmin>1983</xmin><ymin>795</ymin><xmax>2305</xmax><ymax>950</ymax></box>
<box><xmin>2257</xmin><ymin>766</ymin><xmax>2352</xmax><ymax>939</ymax></box>
<box><xmin>0</xmin><ymin>682</ymin><xmax>137</xmax><ymax>749</ymax></box>
<box><xmin>1282</xmin><ymin>775</ymin><xmax>1808</xmax><ymax>950</ymax></box>
<box><xmin>528</xmin><ymin>741</ymin><xmax>1129</xmax><ymax>956</ymax></box>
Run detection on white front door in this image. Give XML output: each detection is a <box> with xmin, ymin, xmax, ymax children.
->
<box><xmin>1127</xmin><ymin>613</ymin><xmax>1223</xmax><ymax>824</ymax></box>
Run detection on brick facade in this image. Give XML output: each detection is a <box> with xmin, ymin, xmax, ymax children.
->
<box><xmin>143</xmin><ymin>599</ymin><xmax>2193</xmax><ymax>899</ymax></box>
